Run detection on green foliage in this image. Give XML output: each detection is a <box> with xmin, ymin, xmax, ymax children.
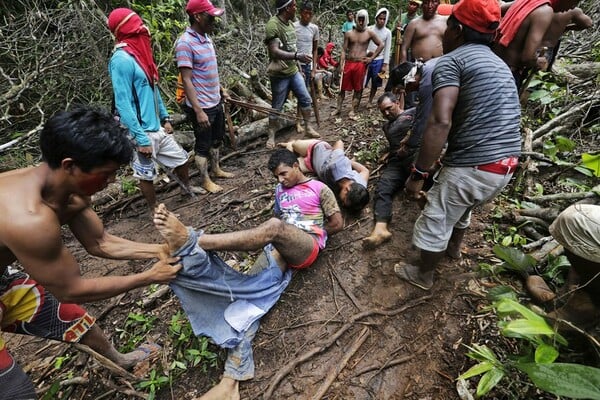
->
<box><xmin>121</xmin><ymin>177</ymin><xmax>139</xmax><ymax>196</ymax></box>
<box><xmin>138</xmin><ymin>369</ymin><xmax>170</xmax><ymax>400</ymax></box>
<box><xmin>540</xmin><ymin>254</ymin><xmax>570</xmax><ymax>286</ymax></box>
<box><xmin>581</xmin><ymin>152</ymin><xmax>600</xmax><ymax>177</ymax></box>
<box><xmin>458</xmin><ymin>298</ymin><xmax>574</xmax><ymax>398</ymax></box>
<box><xmin>492</xmin><ymin>245</ymin><xmax>536</xmax><ymax>276</ymax></box>
<box><xmin>354</xmin><ymin>136</ymin><xmax>385</xmax><ymax>165</ymax></box>
<box><xmin>527</xmin><ymin>73</ymin><xmax>565</xmax><ymax>105</ymax></box>
<box><xmin>517</xmin><ymin>363</ymin><xmax>600</xmax><ymax>399</ymax></box>
<box><xmin>117</xmin><ymin>312</ymin><xmax>158</xmax><ymax>350</ymax></box>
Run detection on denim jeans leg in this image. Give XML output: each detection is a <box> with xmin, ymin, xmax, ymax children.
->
<box><xmin>270</xmin><ymin>76</ymin><xmax>291</xmax><ymax>124</ymax></box>
<box><xmin>223</xmin><ymin>320</ymin><xmax>260</xmax><ymax>381</ymax></box>
<box><xmin>289</xmin><ymin>72</ymin><xmax>312</xmax><ymax>109</ymax></box>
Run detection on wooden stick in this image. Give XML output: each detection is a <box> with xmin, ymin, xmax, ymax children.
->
<box><xmin>263</xmin><ymin>295</ymin><xmax>432</xmax><ymax>399</ymax></box>
<box><xmin>310</xmin><ymin>327</ymin><xmax>370</xmax><ymax>400</ymax></box>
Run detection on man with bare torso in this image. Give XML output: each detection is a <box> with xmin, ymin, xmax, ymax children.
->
<box><xmin>0</xmin><ymin>107</ymin><xmax>181</xmax><ymax>399</ymax></box>
<box><xmin>399</xmin><ymin>0</ymin><xmax>447</xmax><ymax>63</ymax></box>
<box><xmin>332</xmin><ymin>9</ymin><xmax>384</xmax><ymax>120</ymax></box>
<box><xmin>494</xmin><ymin>0</ymin><xmax>583</xmax><ymax>90</ymax></box>
<box><xmin>537</xmin><ymin>6</ymin><xmax>592</xmax><ymax>71</ymax></box>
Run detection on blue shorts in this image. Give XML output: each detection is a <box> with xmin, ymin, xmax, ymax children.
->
<box><xmin>365</xmin><ymin>59</ymin><xmax>385</xmax><ymax>89</ymax></box>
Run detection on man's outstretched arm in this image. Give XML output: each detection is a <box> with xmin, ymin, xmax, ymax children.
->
<box><xmin>351</xmin><ymin>160</ymin><xmax>370</xmax><ymax>183</ymax></box>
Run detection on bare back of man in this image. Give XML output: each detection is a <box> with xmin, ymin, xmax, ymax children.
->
<box><xmin>400</xmin><ymin>14</ymin><xmax>447</xmax><ymax>62</ymax></box>
<box><xmin>494</xmin><ymin>4</ymin><xmax>554</xmax><ymax>71</ymax></box>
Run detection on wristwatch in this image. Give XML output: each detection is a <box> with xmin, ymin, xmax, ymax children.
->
<box><xmin>410</xmin><ymin>165</ymin><xmax>429</xmax><ymax>181</ymax></box>
<box><xmin>161</xmin><ymin>116</ymin><xmax>174</xmax><ymax>124</ymax></box>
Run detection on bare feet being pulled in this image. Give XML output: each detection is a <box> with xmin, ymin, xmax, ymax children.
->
<box><xmin>195</xmin><ymin>377</ymin><xmax>240</xmax><ymax>400</ymax></box>
<box><xmin>153</xmin><ymin>203</ymin><xmax>189</xmax><ymax>252</ymax></box>
<box><xmin>362</xmin><ymin>223</ymin><xmax>392</xmax><ymax>249</ymax></box>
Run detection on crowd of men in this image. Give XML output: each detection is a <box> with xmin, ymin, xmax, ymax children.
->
<box><xmin>0</xmin><ymin>0</ymin><xmax>596</xmax><ymax>398</ymax></box>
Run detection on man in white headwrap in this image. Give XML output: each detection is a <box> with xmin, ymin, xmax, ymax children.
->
<box><xmin>365</xmin><ymin>8</ymin><xmax>392</xmax><ymax>105</ymax></box>
<box><xmin>332</xmin><ymin>9</ymin><xmax>384</xmax><ymax>120</ymax></box>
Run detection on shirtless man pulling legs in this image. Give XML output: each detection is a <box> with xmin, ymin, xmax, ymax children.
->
<box><xmin>0</xmin><ymin>106</ymin><xmax>181</xmax><ymax>399</ymax></box>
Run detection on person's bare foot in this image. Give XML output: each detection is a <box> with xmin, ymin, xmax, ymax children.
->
<box><xmin>276</xmin><ymin>141</ymin><xmax>295</xmax><ymax>152</ymax></box>
<box><xmin>348</xmin><ymin>110</ymin><xmax>360</xmax><ymax>121</ymax></box>
<box><xmin>362</xmin><ymin>224</ymin><xmax>392</xmax><ymax>249</ymax></box>
<box><xmin>195</xmin><ymin>377</ymin><xmax>240</xmax><ymax>400</ymax></box>
<box><xmin>295</xmin><ymin>122</ymin><xmax>305</xmax><ymax>134</ymax></box>
<box><xmin>153</xmin><ymin>203</ymin><xmax>189</xmax><ymax>252</ymax></box>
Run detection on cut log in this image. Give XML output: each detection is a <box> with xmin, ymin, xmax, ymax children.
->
<box><xmin>236</xmin><ymin>117</ymin><xmax>295</xmax><ymax>146</ymax></box>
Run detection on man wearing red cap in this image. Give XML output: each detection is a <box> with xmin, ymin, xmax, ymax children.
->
<box><xmin>398</xmin><ymin>0</ymin><xmax>521</xmax><ymax>290</ymax></box>
<box><xmin>108</xmin><ymin>8</ymin><xmax>204</xmax><ymax>210</ymax></box>
<box><xmin>176</xmin><ymin>0</ymin><xmax>235</xmax><ymax>194</ymax></box>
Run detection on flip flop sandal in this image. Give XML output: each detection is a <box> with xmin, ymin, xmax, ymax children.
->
<box><xmin>394</xmin><ymin>262</ymin><xmax>432</xmax><ymax>291</ymax></box>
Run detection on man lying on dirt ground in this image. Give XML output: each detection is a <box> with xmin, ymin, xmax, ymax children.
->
<box><xmin>362</xmin><ymin>93</ymin><xmax>417</xmax><ymax>249</ymax></box>
<box><xmin>153</xmin><ymin>148</ymin><xmax>342</xmax><ymax>400</ymax></box>
<box><xmin>0</xmin><ymin>106</ymin><xmax>181</xmax><ymax>399</ymax></box>
<box><xmin>278</xmin><ymin>139</ymin><xmax>370</xmax><ymax>213</ymax></box>
<box><xmin>398</xmin><ymin>0</ymin><xmax>521</xmax><ymax>290</ymax></box>
<box><xmin>546</xmin><ymin>204</ymin><xmax>600</xmax><ymax>328</ymax></box>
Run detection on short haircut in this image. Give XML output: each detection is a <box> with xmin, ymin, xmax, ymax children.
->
<box><xmin>300</xmin><ymin>1</ymin><xmax>313</xmax><ymax>11</ymax></box>
<box><xmin>345</xmin><ymin>182</ymin><xmax>370</xmax><ymax>213</ymax></box>
<box><xmin>448</xmin><ymin>15</ymin><xmax>496</xmax><ymax>45</ymax></box>
<box><xmin>267</xmin><ymin>148</ymin><xmax>298</xmax><ymax>171</ymax></box>
<box><xmin>40</xmin><ymin>106</ymin><xmax>134</xmax><ymax>172</ymax></box>
<box><xmin>385</xmin><ymin>62</ymin><xmax>414</xmax><ymax>91</ymax></box>
<box><xmin>377</xmin><ymin>91</ymin><xmax>398</xmax><ymax>106</ymax></box>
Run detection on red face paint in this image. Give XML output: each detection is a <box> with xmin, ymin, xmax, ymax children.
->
<box><xmin>76</xmin><ymin>163</ymin><xmax>119</xmax><ymax>196</ymax></box>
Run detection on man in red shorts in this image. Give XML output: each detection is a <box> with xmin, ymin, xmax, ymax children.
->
<box><xmin>332</xmin><ymin>9</ymin><xmax>384</xmax><ymax>120</ymax></box>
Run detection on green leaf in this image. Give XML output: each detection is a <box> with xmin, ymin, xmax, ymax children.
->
<box><xmin>574</xmin><ymin>166</ymin><xmax>594</xmax><ymax>177</ymax></box>
<box><xmin>495</xmin><ymin>298</ymin><xmax>545</xmax><ymax>322</ymax></box>
<box><xmin>493</xmin><ymin>245</ymin><xmax>536</xmax><ymax>273</ymax></box>
<box><xmin>458</xmin><ymin>361</ymin><xmax>494</xmax><ymax>379</ymax></box>
<box><xmin>477</xmin><ymin>367</ymin><xmax>505</xmax><ymax>397</ymax></box>
<box><xmin>535</xmin><ymin>343</ymin><xmax>559</xmax><ymax>364</ymax></box>
<box><xmin>487</xmin><ymin>285</ymin><xmax>518</xmax><ymax>302</ymax></box>
<box><xmin>517</xmin><ymin>363</ymin><xmax>600</xmax><ymax>399</ymax></box>
<box><xmin>582</xmin><ymin>153</ymin><xmax>600</xmax><ymax>177</ymax></box>
<box><xmin>502</xmin><ymin>319</ymin><xmax>554</xmax><ymax>340</ymax></box>
<box><xmin>464</xmin><ymin>344</ymin><xmax>500</xmax><ymax>363</ymax></box>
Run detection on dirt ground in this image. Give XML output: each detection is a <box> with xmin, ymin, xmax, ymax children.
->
<box><xmin>8</xmin><ymin>94</ymin><xmax>510</xmax><ymax>400</ymax></box>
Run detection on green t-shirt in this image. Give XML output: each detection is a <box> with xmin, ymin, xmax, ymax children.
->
<box><xmin>265</xmin><ymin>15</ymin><xmax>298</xmax><ymax>77</ymax></box>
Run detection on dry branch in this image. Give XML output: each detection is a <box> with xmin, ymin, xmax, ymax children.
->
<box><xmin>310</xmin><ymin>327</ymin><xmax>370</xmax><ymax>400</ymax></box>
<box><xmin>263</xmin><ymin>295</ymin><xmax>433</xmax><ymax>399</ymax></box>
<box><xmin>531</xmin><ymin>100</ymin><xmax>593</xmax><ymax>140</ymax></box>
<box><xmin>524</xmin><ymin>186</ymin><xmax>599</xmax><ymax>204</ymax></box>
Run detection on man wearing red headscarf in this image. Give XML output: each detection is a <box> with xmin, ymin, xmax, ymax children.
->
<box><xmin>494</xmin><ymin>0</ymin><xmax>581</xmax><ymax>90</ymax></box>
<box><xmin>108</xmin><ymin>8</ymin><xmax>204</xmax><ymax>210</ymax></box>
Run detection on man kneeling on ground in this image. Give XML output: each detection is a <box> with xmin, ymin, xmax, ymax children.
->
<box><xmin>154</xmin><ymin>148</ymin><xmax>342</xmax><ymax>399</ymax></box>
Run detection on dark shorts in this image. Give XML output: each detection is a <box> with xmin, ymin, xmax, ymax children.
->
<box><xmin>182</xmin><ymin>103</ymin><xmax>225</xmax><ymax>157</ymax></box>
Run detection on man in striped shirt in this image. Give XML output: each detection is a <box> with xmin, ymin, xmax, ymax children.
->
<box><xmin>176</xmin><ymin>0</ymin><xmax>234</xmax><ymax>193</ymax></box>
<box><xmin>397</xmin><ymin>0</ymin><xmax>521</xmax><ymax>290</ymax></box>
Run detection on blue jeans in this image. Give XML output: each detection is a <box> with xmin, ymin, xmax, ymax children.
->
<box><xmin>169</xmin><ymin>228</ymin><xmax>293</xmax><ymax>379</ymax></box>
<box><xmin>300</xmin><ymin>63</ymin><xmax>311</xmax><ymax>87</ymax></box>
<box><xmin>269</xmin><ymin>72</ymin><xmax>312</xmax><ymax>122</ymax></box>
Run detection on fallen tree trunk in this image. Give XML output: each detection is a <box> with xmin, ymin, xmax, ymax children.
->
<box><xmin>531</xmin><ymin>100</ymin><xmax>592</xmax><ymax>140</ymax></box>
<box><xmin>236</xmin><ymin>116</ymin><xmax>295</xmax><ymax>146</ymax></box>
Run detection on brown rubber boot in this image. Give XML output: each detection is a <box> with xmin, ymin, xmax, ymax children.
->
<box><xmin>209</xmin><ymin>148</ymin><xmax>234</xmax><ymax>179</ymax></box>
<box><xmin>194</xmin><ymin>155</ymin><xmax>222</xmax><ymax>193</ymax></box>
<box><xmin>300</xmin><ymin>108</ymin><xmax>320</xmax><ymax>138</ymax></box>
<box><xmin>446</xmin><ymin>227</ymin><xmax>467</xmax><ymax>259</ymax></box>
<box><xmin>394</xmin><ymin>250</ymin><xmax>444</xmax><ymax>290</ymax></box>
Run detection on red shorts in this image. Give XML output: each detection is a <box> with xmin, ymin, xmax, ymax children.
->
<box><xmin>341</xmin><ymin>61</ymin><xmax>367</xmax><ymax>92</ymax></box>
<box><xmin>288</xmin><ymin>236</ymin><xmax>320</xmax><ymax>269</ymax></box>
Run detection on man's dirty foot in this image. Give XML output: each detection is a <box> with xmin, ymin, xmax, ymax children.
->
<box><xmin>153</xmin><ymin>204</ymin><xmax>189</xmax><ymax>251</ymax></box>
<box><xmin>394</xmin><ymin>262</ymin><xmax>433</xmax><ymax>290</ymax></box>
<box><xmin>195</xmin><ymin>377</ymin><xmax>240</xmax><ymax>400</ymax></box>
<box><xmin>266</xmin><ymin>138</ymin><xmax>275</xmax><ymax>149</ymax></box>
<box><xmin>304</xmin><ymin>126</ymin><xmax>321</xmax><ymax>138</ymax></box>
<box><xmin>362</xmin><ymin>230</ymin><xmax>392</xmax><ymax>249</ymax></box>
<box><xmin>276</xmin><ymin>141</ymin><xmax>294</xmax><ymax>152</ymax></box>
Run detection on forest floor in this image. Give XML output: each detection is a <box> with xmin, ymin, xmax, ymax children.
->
<box><xmin>6</xmin><ymin>92</ymin><xmax>595</xmax><ymax>400</ymax></box>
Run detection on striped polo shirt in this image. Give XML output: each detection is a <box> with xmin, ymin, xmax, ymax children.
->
<box><xmin>176</xmin><ymin>27</ymin><xmax>221</xmax><ymax>109</ymax></box>
<box><xmin>432</xmin><ymin>43</ymin><xmax>521</xmax><ymax>167</ymax></box>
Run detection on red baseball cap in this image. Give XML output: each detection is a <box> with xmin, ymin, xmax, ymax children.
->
<box><xmin>452</xmin><ymin>0</ymin><xmax>500</xmax><ymax>34</ymax></box>
<box><xmin>186</xmin><ymin>0</ymin><xmax>224</xmax><ymax>16</ymax></box>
